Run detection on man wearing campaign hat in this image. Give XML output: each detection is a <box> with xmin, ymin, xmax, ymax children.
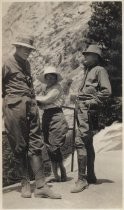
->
<box><xmin>70</xmin><ymin>44</ymin><xmax>112</xmax><ymax>193</ymax></box>
<box><xmin>2</xmin><ymin>34</ymin><xmax>61</xmax><ymax>199</ymax></box>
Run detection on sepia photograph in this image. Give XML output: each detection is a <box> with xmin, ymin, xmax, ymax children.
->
<box><xmin>2</xmin><ymin>1</ymin><xmax>122</xmax><ymax>209</ymax></box>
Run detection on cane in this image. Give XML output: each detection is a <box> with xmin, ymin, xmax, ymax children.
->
<box><xmin>71</xmin><ymin>108</ymin><xmax>76</xmax><ymax>172</ymax></box>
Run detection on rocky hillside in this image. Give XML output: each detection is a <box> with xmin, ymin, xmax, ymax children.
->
<box><xmin>2</xmin><ymin>2</ymin><xmax>91</xmax><ymax>99</ymax></box>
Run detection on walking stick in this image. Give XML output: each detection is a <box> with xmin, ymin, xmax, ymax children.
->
<box><xmin>71</xmin><ymin>108</ymin><xmax>76</xmax><ymax>172</ymax></box>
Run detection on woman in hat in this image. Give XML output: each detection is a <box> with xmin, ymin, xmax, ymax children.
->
<box><xmin>36</xmin><ymin>66</ymin><xmax>68</xmax><ymax>182</ymax></box>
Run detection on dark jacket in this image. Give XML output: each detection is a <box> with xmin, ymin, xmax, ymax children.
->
<box><xmin>2</xmin><ymin>53</ymin><xmax>35</xmax><ymax>105</ymax></box>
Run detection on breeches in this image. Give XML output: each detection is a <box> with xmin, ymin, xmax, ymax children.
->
<box><xmin>42</xmin><ymin>108</ymin><xmax>68</xmax><ymax>152</ymax></box>
<box><xmin>75</xmin><ymin>105</ymin><xmax>95</xmax><ymax>173</ymax></box>
<box><xmin>75</xmin><ymin>105</ymin><xmax>93</xmax><ymax>148</ymax></box>
<box><xmin>3</xmin><ymin>96</ymin><xmax>44</xmax><ymax>157</ymax></box>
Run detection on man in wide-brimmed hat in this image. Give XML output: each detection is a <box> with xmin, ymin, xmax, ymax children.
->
<box><xmin>70</xmin><ymin>44</ymin><xmax>112</xmax><ymax>193</ymax></box>
<box><xmin>2</xmin><ymin>34</ymin><xmax>61</xmax><ymax>199</ymax></box>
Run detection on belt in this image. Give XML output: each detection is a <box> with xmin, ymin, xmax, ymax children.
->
<box><xmin>44</xmin><ymin>107</ymin><xmax>62</xmax><ymax>113</ymax></box>
<box><xmin>78</xmin><ymin>95</ymin><xmax>92</xmax><ymax>101</ymax></box>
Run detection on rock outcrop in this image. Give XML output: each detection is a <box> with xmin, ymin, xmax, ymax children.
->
<box><xmin>2</xmin><ymin>2</ymin><xmax>91</xmax><ymax>97</ymax></box>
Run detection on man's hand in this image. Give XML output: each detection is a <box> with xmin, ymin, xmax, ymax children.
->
<box><xmin>36</xmin><ymin>96</ymin><xmax>43</xmax><ymax>106</ymax></box>
<box><xmin>84</xmin><ymin>99</ymin><xmax>98</xmax><ymax>108</ymax></box>
<box><xmin>83</xmin><ymin>100</ymin><xmax>91</xmax><ymax>107</ymax></box>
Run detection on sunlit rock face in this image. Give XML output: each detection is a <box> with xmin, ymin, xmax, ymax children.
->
<box><xmin>2</xmin><ymin>2</ymin><xmax>91</xmax><ymax>96</ymax></box>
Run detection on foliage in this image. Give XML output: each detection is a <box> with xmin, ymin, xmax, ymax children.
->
<box><xmin>98</xmin><ymin>97</ymin><xmax>122</xmax><ymax>130</ymax></box>
<box><xmin>86</xmin><ymin>2</ymin><xmax>122</xmax><ymax>96</ymax></box>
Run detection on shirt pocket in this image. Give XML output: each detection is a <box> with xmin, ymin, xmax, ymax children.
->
<box><xmin>5</xmin><ymin>96</ymin><xmax>22</xmax><ymax>106</ymax></box>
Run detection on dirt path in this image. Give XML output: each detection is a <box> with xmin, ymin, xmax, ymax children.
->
<box><xmin>3</xmin><ymin>123</ymin><xmax>122</xmax><ymax>209</ymax></box>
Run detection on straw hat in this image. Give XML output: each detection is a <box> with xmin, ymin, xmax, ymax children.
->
<box><xmin>12</xmin><ymin>35</ymin><xmax>36</xmax><ymax>50</ymax></box>
<box><xmin>82</xmin><ymin>44</ymin><xmax>102</xmax><ymax>58</ymax></box>
<box><xmin>38</xmin><ymin>66</ymin><xmax>63</xmax><ymax>83</ymax></box>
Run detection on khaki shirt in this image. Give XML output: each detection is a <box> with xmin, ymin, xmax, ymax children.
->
<box><xmin>78</xmin><ymin>65</ymin><xmax>112</xmax><ymax>104</ymax></box>
<box><xmin>2</xmin><ymin>53</ymin><xmax>35</xmax><ymax>104</ymax></box>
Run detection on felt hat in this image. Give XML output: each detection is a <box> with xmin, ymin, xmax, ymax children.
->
<box><xmin>12</xmin><ymin>35</ymin><xmax>36</xmax><ymax>50</ymax></box>
<box><xmin>82</xmin><ymin>44</ymin><xmax>102</xmax><ymax>57</ymax></box>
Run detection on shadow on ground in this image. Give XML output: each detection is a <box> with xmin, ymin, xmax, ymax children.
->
<box><xmin>94</xmin><ymin>179</ymin><xmax>114</xmax><ymax>185</ymax></box>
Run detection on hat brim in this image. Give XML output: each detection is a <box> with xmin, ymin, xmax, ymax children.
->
<box><xmin>12</xmin><ymin>42</ymin><xmax>36</xmax><ymax>50</ymax></box>
<box><xmin>37</xmin><ymin>73</ymin><xmax>63</xmax><ymax>83</ymax></box>
<box><xmin>82</xmin><ymin>51</ymin><xmax>101</xmax><ymax>58</ymax></box>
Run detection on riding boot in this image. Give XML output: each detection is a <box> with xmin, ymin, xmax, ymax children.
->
<box><xmin>21</xmin><ymin>179</ymin><xmax>31</xmax><ymax>198</ymax></box>
<box><xmin>34</xmin><ymin>184</ymin><xmax>61</xmax><ymax>199</ymax></box>
<box><xmin>29</xmin><ymin>154</ymin><xmax>61</xmax><ymax>199</ymax></box>
<box><xmin>71</xmin><ymin>148</ymin><xmax>88</xmax><ymax>193</ymax></box>
<box><xmin>53</xmin><ymin>148</ymin><xmax>67</xmax><ymax>182</ymax></box>
<box><xmin>21</xmin><ymin>154</ymin><xmax>31</xmax><ymax>198</ymax></box>
<box><xmin>47</xmin><ymin>148</ymin><xmax>61</xmax><ymax>182</ymax></box>
<box><xmin>86</xmin><ymin>139</ymin><xmax>97</xmax><ymax>184</ymax></box>
<box><xmin>8</xmin><ymin>154</ymin><xmax>24</xmax><ymax>182</ymax></box>
<box><xmin>58</xmin><ymin>161</ymin><xmax>67</xmax><ymax>182</ymax></box>
<box><xmin>29</xmin><ymin>154</ymin><xmax>45</xmax><ymax>189</ymax></box>
<box><xmin>47</xmin><ymin>161</ymin><xmax>61</xmax><ymax>182</ymax></box>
